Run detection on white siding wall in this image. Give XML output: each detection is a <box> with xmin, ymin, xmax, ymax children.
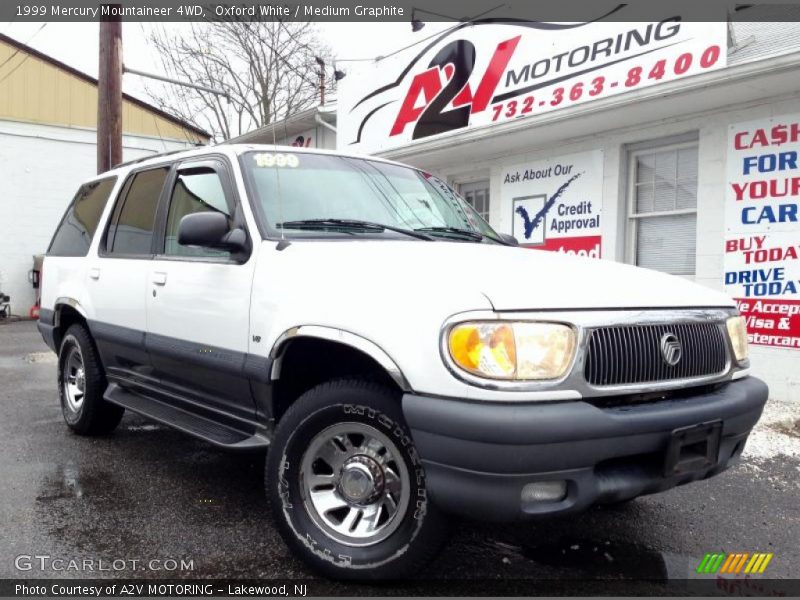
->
<box><xmin>432</xmin><ymin>94</ymin><xmax>800</xmax><ymax>402</ymax></box>
<box><xmin>0</xmin><ymin>120</ymin><xmax>197</xmax><ymax>315</ymax></box>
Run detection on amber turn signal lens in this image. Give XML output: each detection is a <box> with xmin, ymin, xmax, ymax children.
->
<box><xmin>447</xmin><ymin>321</ymin><xmax>575</xmax><ymax>381</ymax></box>
<box><xmin>448</xmin><ymin>323</ymin><xmax>516</xmax><ymax>379</ymax></box>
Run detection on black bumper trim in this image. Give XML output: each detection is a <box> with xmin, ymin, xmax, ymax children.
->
<box><xmin>37</xmin><ymin>308</ymin><xmax>57</xmax><ymax>352</ymax></box>
<box><xmin>402</xmin><ymin>377</ymin><xmax>768</xmax><ymax>521</ymax></box>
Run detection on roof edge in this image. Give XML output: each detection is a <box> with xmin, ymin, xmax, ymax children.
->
<box><xmin>0</xmin><ymin>32</ymin><xmax>211</xmax><ymax>140</ymax></box>
<box><xmin>227</xmin><ymin>103</ymin><xmax>337</xmax><ymax>144</ymax></box>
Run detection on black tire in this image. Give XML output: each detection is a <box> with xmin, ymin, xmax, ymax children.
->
<box><xmin>58</xmin><ymin>324</ymin><xmax>124</xmax><ymax>436</ymax></box>
<box><xmin>266</xmin><ymin>379</ymin><xmax>448</xmax><ymax>580</ymax></box>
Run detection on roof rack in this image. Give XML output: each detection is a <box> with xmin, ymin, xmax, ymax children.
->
<box><xmin>116</xmin><ymin>148</ymin><xmax>189</xmax><ymax>169</ymax></box>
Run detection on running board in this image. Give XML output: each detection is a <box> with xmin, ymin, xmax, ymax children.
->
<box><xmin>104</xmin><ymin>383</ymin><xmax>269</xmax><ymax>450</ymax></box>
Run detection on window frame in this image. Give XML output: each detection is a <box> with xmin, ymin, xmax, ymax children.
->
<box><xmin>99</xmin><ymin>163</ymin><xmax>173</xmax><ymax>260</ymax></box>
<box><xmin>152</xmin><ymin>156</ymin><xmax>251</xmax><ymax>265</ymax></box>
<box><xmin>625</xmin><ymin>140</ymin><xmax>699</xmax><ymax>276</ymax></box>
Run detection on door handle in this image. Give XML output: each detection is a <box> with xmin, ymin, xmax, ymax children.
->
<box><xmin>89</xmin><ymin>268</ymin><xmax>100</xmax><ymax>280</ymax></box>
<box><xmin>152</xmin><ymin>272</ymin><xmax>168</xmax><ymax>286</ymax></box>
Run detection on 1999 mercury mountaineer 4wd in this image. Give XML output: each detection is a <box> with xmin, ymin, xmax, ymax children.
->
<box><xmin>38</xmin><ymin>145</ymin><xmax>767</xmax><ymax>579</ymax></box>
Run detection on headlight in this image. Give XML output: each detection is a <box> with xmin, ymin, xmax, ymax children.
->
<box><xmin>447</xmin><ymin>321</ymin><xmax>576</xmax><ymax>381</ymax></box>
<box><xmin>726</xmin><ymin>315</ymin><xmax>749</xmax><ymax>364</ymax></box>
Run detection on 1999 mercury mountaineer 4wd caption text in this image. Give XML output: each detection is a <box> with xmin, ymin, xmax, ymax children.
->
<box><xmin>36</xmin><ymin>145</ymin><xmax>768</xmax><ymax>579</ymax></box>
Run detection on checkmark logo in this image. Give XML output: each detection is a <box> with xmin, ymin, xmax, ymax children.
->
<box><xmin>515</xmin><ymin>172</ymin><xmax>582</xmax><ymax>240</ymax></box>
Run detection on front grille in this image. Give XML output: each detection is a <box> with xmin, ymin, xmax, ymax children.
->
<box><xmin>584</xmin><ymin>322</ymin><xmax>728</xmax><ymax>386</ymax></box>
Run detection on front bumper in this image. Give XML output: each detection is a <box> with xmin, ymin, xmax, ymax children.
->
<box><xmin>402</xmin><ymin>377</ymin><xmax>768</xmax><ymax>522</ymax></box>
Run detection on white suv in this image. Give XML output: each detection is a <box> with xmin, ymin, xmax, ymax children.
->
<box><xmin>38</xmin><ymin>145</ymin><xmax>767</xmax><ymax>579</ymax></box>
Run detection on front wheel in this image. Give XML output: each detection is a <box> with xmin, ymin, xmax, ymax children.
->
<box><xmin>266</xmin><ymin>379</ymin><xmax>447</xmax><ymax>580</ymax></box>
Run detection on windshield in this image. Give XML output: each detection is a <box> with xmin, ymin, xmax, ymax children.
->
<box><xmin>240</xmin><ymin>151</ymin><xmax>502</xmax><ymax>242</ymax></box>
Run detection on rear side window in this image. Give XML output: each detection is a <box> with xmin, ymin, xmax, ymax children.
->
<box><xmin>105</xmin><ymin>167</ymin><xmax>169</xmax><ymax>256</ymax></box>
<box><xmin>48</xmin><ymin>177</ymin><xmax>117</xmax><ymax>257</ymax></box>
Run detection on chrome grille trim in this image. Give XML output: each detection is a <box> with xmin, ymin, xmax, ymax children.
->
<box><xmin>584</xmin><ymin>322</ymin><xmax>728</xmax><ymax>386</ymax></box>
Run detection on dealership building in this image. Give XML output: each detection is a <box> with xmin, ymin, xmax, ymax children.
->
<box><xmin>240</xmin><ymin>18</ymin><xmax>800</xmax><ymax>402</ymax></box>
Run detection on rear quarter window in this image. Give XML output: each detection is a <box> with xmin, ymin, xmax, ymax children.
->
<box><xmin>47</xmin><ymin>177</ymin><xmax>118</xmax><ymax>257</ymax></box>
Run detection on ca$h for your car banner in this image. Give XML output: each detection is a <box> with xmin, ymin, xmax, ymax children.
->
<box><xmin>724</xmin><ymin>113</ymin><xmax>800</xmax><ymax>349</ymax></box>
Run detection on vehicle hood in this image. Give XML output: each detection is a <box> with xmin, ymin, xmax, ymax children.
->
<box><xmin>269</xmin><ymin>240</ymin><xmax>735</xmax><ymax>311</ymax></box>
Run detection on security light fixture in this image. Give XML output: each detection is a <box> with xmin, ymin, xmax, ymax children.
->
<box><xmin>410</xmin><ymin>4</ymin><xmax>505</xmax><ymax>32</ymax></box>
<box><xmin>411</xmin><ymin>9</ymin><xmax>425</xmax><ymax>32</ymax></box>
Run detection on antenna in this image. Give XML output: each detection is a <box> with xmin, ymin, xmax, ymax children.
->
<box><xmin>270</xmin><ymin>119</ymin><xmax>286</xmax><ymax>242</ymax></box>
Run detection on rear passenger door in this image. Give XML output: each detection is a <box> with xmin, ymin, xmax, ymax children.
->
<box><xmin>145</xmin><ymin>158</ymin><xmax>257</xmax><ymax>423</ymax></box>
<box><xmin>88</xmin><ymin>166</ymin><xmax>170</xmax><ymax>382</ymax></box>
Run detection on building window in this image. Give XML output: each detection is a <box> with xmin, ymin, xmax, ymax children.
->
<box><xmin>459</xmin><ymin>180</ymin><xmax>491</xmax><ymax>223</ymax></box>
<box><xmin>628</xmin><ymin>142</ymin><xmax>698</xmax><ymax>276</ymax></box>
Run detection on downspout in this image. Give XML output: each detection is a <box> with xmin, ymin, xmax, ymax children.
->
<box><xmin>315</xmin><ymin>114</ymin><xmax>337</xmax><ymax>134</ymax></box>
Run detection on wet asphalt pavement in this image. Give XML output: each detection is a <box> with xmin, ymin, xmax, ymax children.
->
<box><xmin>1</xmin><ymin>320</ymin><xmax>798</xmax><ymax>593</ymax></box>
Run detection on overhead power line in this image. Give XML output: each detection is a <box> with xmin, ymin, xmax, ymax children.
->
<box><xmin>0</xmin><ymin>22</ymin><xmax>49</xmax><ymax>78</ymax></box>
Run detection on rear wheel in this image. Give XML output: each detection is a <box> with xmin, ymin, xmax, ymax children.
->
<box><xmin>58</xmin><ymin>324</ymin><xmax>124</xmax><ymax>435</ymax></box>
<box><xmin>266</xmin><ymin>379</ymin><xmax>448</xmax><ymax>579</ymax></box>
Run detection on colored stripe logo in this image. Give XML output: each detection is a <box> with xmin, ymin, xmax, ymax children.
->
<box><xmin>696</xmin><ymin>552</ymin><xmax>773</xmax><ymax>574</ymax></box>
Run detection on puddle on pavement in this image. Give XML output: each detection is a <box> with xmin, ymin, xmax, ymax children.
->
<box><xmin>37</xmin><ymin>464</ymin><xmax>83</xmax><ymax>501</ymax></box>
<box><xmin>125</xmin><ymin>423</ymin><xmax>163</xmax><ymax>432</ymax></box>
<box><xmin>36</xmin><ymin>464</ymin><xmax>109</xmax><ymax>503</ymax></box>
<box><xmin>485</xmin><ymin>537</ymin><xmax>691</xmax><ymax>579</ymax></box>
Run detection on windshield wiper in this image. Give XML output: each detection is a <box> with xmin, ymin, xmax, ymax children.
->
<box><xmin>275</xmin><ymin>219</ymin><xmax>433</xmax><ymax>241</ymax></box>
<box><xmin>414</xmin><ymin>226</ymin><xmax>484</xmax><ymax>241</ymax></box>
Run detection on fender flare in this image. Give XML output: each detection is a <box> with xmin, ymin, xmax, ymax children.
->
<box><xmin>53</xmin><ymin>297</ymin><xmax>88</xmax><ymax>325</ymax></box>
<box><xmin>269</xmin><ymin>325</ymin><xmax>412</xmax><ymax>392</ymax></box>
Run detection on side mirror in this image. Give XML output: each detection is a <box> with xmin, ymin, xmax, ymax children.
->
<box><xmin>177</xmin><ymin>212</ymin><xmax>247</xmax><ymax>252</ymax></box>
<box><xmin>498</xmin><ymin>233</ymin><xmax>519</xmax><ymax>246</ymax></box>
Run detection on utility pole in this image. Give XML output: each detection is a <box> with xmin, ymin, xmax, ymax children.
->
<box><xmin>315</xmin><ymin>56</ymin><xmax>326</xmax><ymax>106</ymax></box>
<box><xmin>97</xmin><ymin>7</ymin><xmax>122</xmax><ymax>174</ymax></box>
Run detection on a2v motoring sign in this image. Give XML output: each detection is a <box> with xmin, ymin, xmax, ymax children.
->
<box><xmin>724</xmin><ymin>114</ymin><xmax>800</xmax><ymax>349</ymax></box>
<box><xmin>338</xmin><ymin>16</ymin><xmax>726</xmax><ymax>154</ymax></box>
<box><xmin>503</xmin><ymin>150</ymin><xmax>603</xmax><ymax>258</ymax></box>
